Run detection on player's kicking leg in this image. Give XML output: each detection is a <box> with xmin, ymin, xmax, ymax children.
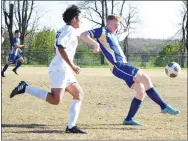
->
<box><xmin>134</xmin><ymin>70</ymin><xmax>180</xmax><ymax>115</ymax></box>
<box><xmin>12</xmin><ymin>55</ymin><xmax>24</xmax><ymax>75</ymax></box>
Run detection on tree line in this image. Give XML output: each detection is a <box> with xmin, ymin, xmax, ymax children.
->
<box><xmin>2</xmin><ymin>0</ymin><xmax>187</xmax><ymax>67</ymax></box>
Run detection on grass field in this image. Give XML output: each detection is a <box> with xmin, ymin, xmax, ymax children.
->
<box><xmin>1</xmin><ymin>67</ymin><xmax>187</xmax><ymax>140</ymax></box>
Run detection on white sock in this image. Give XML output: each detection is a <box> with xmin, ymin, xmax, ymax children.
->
<box><xmin>25</xmin><ymin>86</ymin><xmax>48</xmax><ymax>101</ymax></box>
<box><xmin>67</xmin><ymin>100</ymin><xmax>82</xmax><ymax>129</ymax></box>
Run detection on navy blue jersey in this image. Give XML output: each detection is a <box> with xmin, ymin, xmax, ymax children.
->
<box><xmin>10</xmin><ymin>37</ymin><xmax>20</xmax><ymax>55</ymax></box>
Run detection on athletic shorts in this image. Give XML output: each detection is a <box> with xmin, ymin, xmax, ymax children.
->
<box><xmin>112</xmin><ymin>62</ymin><xmax>139</xmax><ymax>88</ymax></box>
<box><xmin>48</xmin><ymin>70</ymin><xmax>78</xmax><ymax>88</ymax></box>
<box><xmin>8</xmin><ymin>53</ymin><xmax>22</xmax><ymax>63</ymax></box>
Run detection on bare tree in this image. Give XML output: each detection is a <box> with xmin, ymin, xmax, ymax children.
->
<box><xmin>2</xmin><ymin>0</ymin><xmax>34</xmax><ymax>48</ymax></box>
<box><xmin>179</xmin><ymin>0</ymin><xmax>187</xmax><ymax>67</ymax></box>
<box><xmin>120</xmin><ymin>4</ymin><xmax>139</xmax><ymax>61</ymax></box>
<box><xmin>79</xmin><ymin>1</ymin><xmax>106</xmax><ymax>64</ymax></box>
<box><xmin>14</xmin><ymin>0</ymin><xmax>34</xmax><ymax>44</ymax></box>
<box><xmin>2</xmin><ymin>1</ymin><xmax>14</xmax><ymax>49</ymax></box>
<box><xmin>78</xmin><ymin>0</ymin><xmax>139</xmax><ymax>63</ymax></box>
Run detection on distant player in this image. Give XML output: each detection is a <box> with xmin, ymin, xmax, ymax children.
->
<box><xmin>1</xmin><ymin>27</ymin><xmax>5</xmax><ymax>54</ymax></box>
<box><xmin>9</xmin><ymin>5</ymin><xmax>96</xmax><ymax>134</ymax></box>
<box><xmin>80</xmin><ymin>15</ymin><xmax>180</xmax><ymax>126</ymax></box>
<box><xmin>2</xmin><ymin>27</ymin><xmax>4</xmax><ymax>44</ymax></box>
<box><xmin>1</xmin><ymin>30</ymin><xmax>24</xmax><ymax>77</ymax></box>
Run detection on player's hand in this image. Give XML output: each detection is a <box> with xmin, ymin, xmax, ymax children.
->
<box><xmin>91</xmin><ymin>43</ymin><xmax>100</xmax><ymax>53</ymax></box>
<box><xmin>71</xmin><ymin>64</ymin><xmax>81</xmax><ymax>74</ymax></box>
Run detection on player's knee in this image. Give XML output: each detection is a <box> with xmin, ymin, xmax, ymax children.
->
<box><xmin>144</xmin><ymin>73</ymin><xmax>151</xmax><ymax>83</ymax></box>
<box><xmin>143</xmin><ymin>73</ymin><xmax>153</xmax><ymax>89</ymax></box>
<box><xmin>7</xmin><ymin>62</ymin><xmax>11</xmax><ymax>65</ymax></box>
<box><xmin>134</xmin><ymin>83</ymin><xmax>146</xmax><ymax>99</ymax></box>
<box><xmin>138</xmin><ymin>83</ymin><xmax>145</xmax><ymax>95</ymax></box>
<box><xmin>53</xmin><ymin>95</ymin><xmax>63</xmax><ymax>105</ymax></box>
<box><xmin>19</xmin><ymin>59</ymin><xmax>24</xmax><ymax>63</ymax></box>
<box><xmin>53</xmin><ymin>98</ymin><xmax>62</xmax><ymax>105</ymax></box>
<box><xmin>73</xmin><ymin>92</ymin><xmax>84</xmax><ymax>101</ymax></box>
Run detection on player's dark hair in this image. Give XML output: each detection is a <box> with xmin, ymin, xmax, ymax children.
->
<box><xmin>15</xmin><ymin>30</ymin><xmax>20</xmax><ymax>34</ymax></box>
<box><xmin>63</xmin><ymin>5</ymin><xmax>81</xmax><ymax>24</ymax></box>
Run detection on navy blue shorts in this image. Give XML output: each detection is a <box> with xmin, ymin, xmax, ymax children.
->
<box><xmin>112</xmin><ymin>62</ymin><xmax>139</xmax><ymax>88</ymax></box>
<box><xmin>8</xmin><ymin>53</ymin><xmax>22</xmax><ymax>63</ymax></box>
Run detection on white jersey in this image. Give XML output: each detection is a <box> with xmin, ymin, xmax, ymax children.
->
<box><xmin>2</xmin><ymin>37</ymin><xmax>4</xmax><ymax>44</ymax></box>
<box><xmin>49</xmin><ymin>25</ymin><xmax>78</xmax><ymax>72</ymax></box>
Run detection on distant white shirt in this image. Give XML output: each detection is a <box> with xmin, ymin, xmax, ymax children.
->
<box><xmin>116</xmin><ymin>31</ymin><xmax>128</xmax><ymax>42</ymax></box>
<box><xmin>2</xmin><ymin>37</ymin><xmax>4</xmax><ymax>44</ymax></box>
<box><xmin>49</xmin><ymin>25</ymin><xmax>78</xmax><ymax>72</ymax></box>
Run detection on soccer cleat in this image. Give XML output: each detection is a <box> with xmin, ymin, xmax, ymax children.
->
<box><xmin>161</xmin><ymin>105</ymin><xmax>180</xmax><ymax>115</ymax></box>
<box><xmin>10</xmin><ymin>81</ymin><xmax>28</xmax><ymax>98</ymax></box>
<box><xmin>123</xmin><ymin>119</ymin><xmax>143</xmax><ymax>126</ymax></box>
<box><xmin>12</xmin><ymin>69</ymin><xmax>18</xmax><ymax>75</ymax></box>
<box><xmin>1</xmin><ymin>71</ymin><xmax>5</xmax><ymax>77</ymax></box>
<box><xmin>65</xmin><ymin>126</ymin><xmax>87</xmax><ymax>134</ymax></box>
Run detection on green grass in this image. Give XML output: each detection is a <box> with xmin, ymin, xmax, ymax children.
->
<box><xmin>1</xmin><ymin>67</ymin><xmax>187</xmax><ymax>140</ymax></box>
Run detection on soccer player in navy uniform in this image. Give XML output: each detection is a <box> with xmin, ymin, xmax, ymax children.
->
<box><xmin>1</xmin><ymin>30</ymin><xmax>24</xmax><ymax>77</ymax></box>
<box><xmin>80</xmin><ymin>15</ymin><xmax>180</xmax><ymax>126</ymax></box>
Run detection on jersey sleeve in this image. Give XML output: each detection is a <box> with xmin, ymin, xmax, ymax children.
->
<box><xmin>87</xmin><ymin>27</ymin><xmax>102</xmax><ymax>39</ymax></box>
<box><xmin>117</xmin><ymin>31</ymin><xmax>128</xmax><ymax>41</ymax></box>
<box><xmin>56</xmin><ymin>31</ymin><xmax>72</xmax><ymax>49</ymax></box>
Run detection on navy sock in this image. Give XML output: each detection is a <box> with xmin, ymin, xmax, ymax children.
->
<box><xmin>2</xmin><ymin>64</ymin><xmax>9</xmax><ymax>73</ymax></box>
<box><xmin>13</xmin><ymin>61</ymin><xmax>22</xmax><ymax>71</ymax></box>
<box><xmin>125</xmin><ymin>97</ymin><xmax>142</xmax><ymax>121</ymax></box>
<box><xmin>146</xmin><ymin>87</ymin><xmax>167</xmax><ymax>110</ymax></box>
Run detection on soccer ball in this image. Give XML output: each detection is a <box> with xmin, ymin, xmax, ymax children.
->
<box><xmin>165</xmin><ymin>62</ymin><xmax>181</xmax><ymax>78</ymax></box>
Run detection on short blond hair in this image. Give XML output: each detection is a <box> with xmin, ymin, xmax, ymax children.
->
<box><xmin>107</xmin><ymin>15</ymin><xmax>120</xmax><ymax>21</ymax></box>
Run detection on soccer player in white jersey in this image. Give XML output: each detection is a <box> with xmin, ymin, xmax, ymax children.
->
<box><xmin>1</xmin><ymin>27</ymin><xmax>4</xmax><ymax>54</ymax></box>
<box><xmin>2</xmin><ymin>27</ymin><xmax>4</xmax><ymax>44</ymax></box>
<box><xmin>9</xmin><ymin>5</ymin><xmax>97</xmax><ymax>134</ymax></box>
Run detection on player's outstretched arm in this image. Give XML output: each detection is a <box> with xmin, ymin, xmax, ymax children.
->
<box><xmin>117</xmin><ymin>27</ymin><xmax>129</xmax><ymax>41</ymax></box>
<box><xmin>79</xmin><ymin>32</ymin><xmax>100</xmax><ymax>53</ymax></box>
<box><xmin>15</xmin><ymin>44</ymin><xmax>24</xmax><ymax>48</ymax></box>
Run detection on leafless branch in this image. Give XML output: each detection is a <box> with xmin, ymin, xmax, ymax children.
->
<box><xmin>111</xmin><ymin>0</ymin><xmax>114</xmax><ymax>14</ymax></box>
<box><xmin>104</xmin><ymin>0</ymin><xmax>108</xmax><ymax>19</ymax></box>
<box><xmin>119</xmin><ymin>0</ymin><xmax>126</xmax><ymax>16</ymax></box>
<box><xmin>84</xmin><ymin>16</ymin><xmax>101</xmax><ymax>25</ymax></box>
<box><xmin>26</xmin><ymin>0</ymin><xmax>34</xmax><ymax>28</ymax></box>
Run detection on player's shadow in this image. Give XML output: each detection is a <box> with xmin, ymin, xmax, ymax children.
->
<box><xmin>3</xmin><ymin>130</ymin><xmax>63</xmax><ymax>134</ymax></box>
<box><xmin>2</xmin><ymin>124</ymin><xmax>49</xmax><ymax>129</ymax></box>
<box><xmin>2</xmin><ymin>124</ymin><xmax>64</xmax><ymax>134</ymax></box>
<box><xmin>80</xmin><ymin>123</ymin><xmax>145</xmax><ymax>131</ymax></box>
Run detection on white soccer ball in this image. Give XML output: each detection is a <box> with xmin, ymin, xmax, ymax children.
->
<box><xmin>165</xmin><ymin>62</ymin><xmax>181</xmax><ymax>78</ymax></box>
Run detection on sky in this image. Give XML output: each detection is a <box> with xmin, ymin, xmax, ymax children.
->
<box><xmin>1</xmin><ymin>1</ymin><xmax>183</xmax><ymax>39</ymax></box>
